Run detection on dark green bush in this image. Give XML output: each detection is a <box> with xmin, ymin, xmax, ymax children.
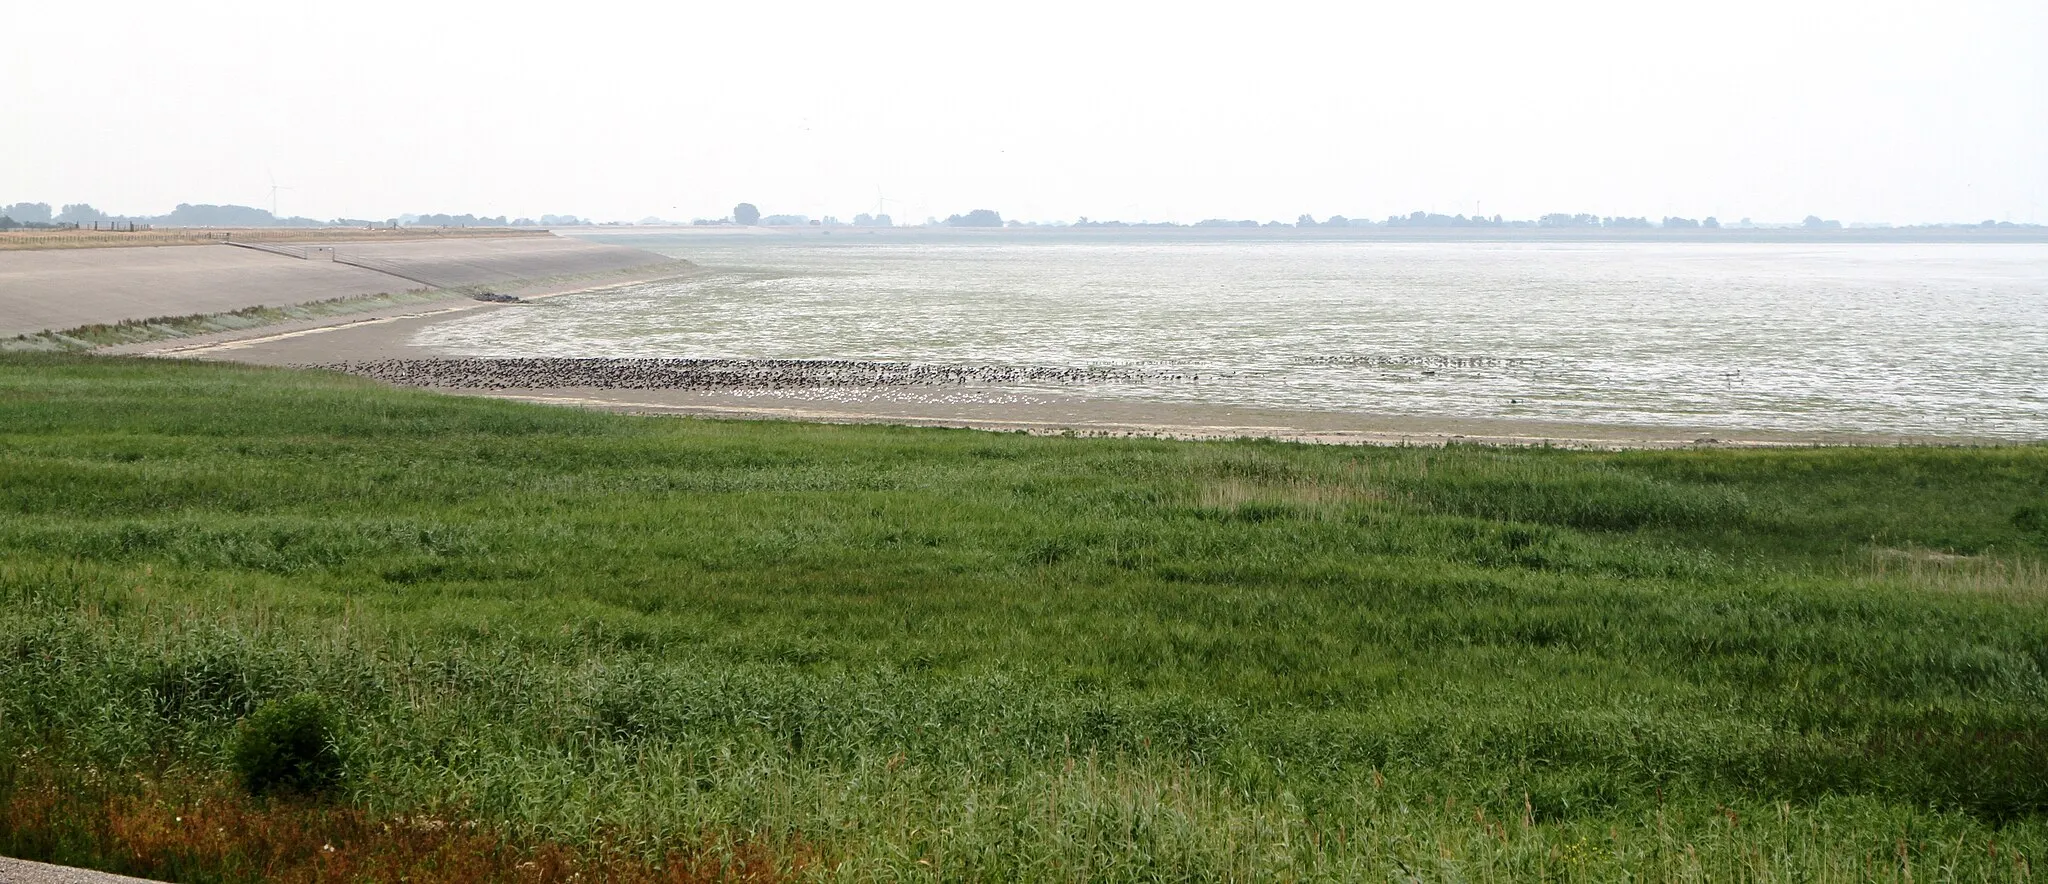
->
<box><xmin>230</xmin><ymin>693</ymin><xmax>342</xmax><ymax>797</ymax></box>
<box><xmin>2015</xmin><ymin>505</ymin><xmax>2047</xmax><ymax>533</ymax></box>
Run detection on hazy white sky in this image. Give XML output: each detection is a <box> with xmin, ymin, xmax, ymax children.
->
<box><xmin>6</xmin><ymin>1</ymin><xmax>2043</xmax><ymax>224</ymax></box>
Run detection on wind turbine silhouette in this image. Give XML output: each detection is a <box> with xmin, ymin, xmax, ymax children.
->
<box><xmin>874</xmin><ymin>187</ymin><xmax>903</xmax><ymax>226</ymax></box>
<box><xmin>267</xmin><ymin>171</ymin><xmax>293</xmax><ymax>220</ymax></box>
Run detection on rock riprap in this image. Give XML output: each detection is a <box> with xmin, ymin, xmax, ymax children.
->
<box><xmin>315</xmin><ymin>358</ymin><xmax>1190</xmax><ymax>391</ymax></box>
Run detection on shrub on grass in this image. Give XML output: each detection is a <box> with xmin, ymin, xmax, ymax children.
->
<box><xmin>230</xmin><ymin>693</ymin><xmax>342</xmax><ymax>797</ymax></box>
<box><xmin>2014</xmin><ymin>505</ymin><xmax>2047</xmax><ymax>534</ymax></box>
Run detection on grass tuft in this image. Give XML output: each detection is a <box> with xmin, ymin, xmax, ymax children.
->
<box><xmin>232</xmin><ymin>694</ymin><xmax>344</xmax><ymax>798</ymax></box>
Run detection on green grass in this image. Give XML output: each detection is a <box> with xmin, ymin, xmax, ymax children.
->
<box><xmin>1</xmin><ymin>352</ymin><xmax>2044</xmax><ymax>881</ymax></box>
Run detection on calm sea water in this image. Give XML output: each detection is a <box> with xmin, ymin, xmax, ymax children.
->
<box><xmin>415</xmin><ymin>235</ymin><xmax>2048</xmax><ymax>439</ymax></box>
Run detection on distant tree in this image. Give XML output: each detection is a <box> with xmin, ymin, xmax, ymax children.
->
<box><xmin>1803</xmin><ymin>215</ymin><xmax>1842</xmax><ymax>230</ymax></box>
<box><xmin>1539</xmin><ymin>213</ymin><xmax>1601</xmax><ymax>228</ymax></box>
<box><xmin>1296</xmin><ymin>214</ymin><xmax>1317</xmax><ymax>227</ymax></box>
<box><xmin>162</xmin><ymin>203</ymin><xmax>278</xmax><ymax>226</ymax></box>
<box><xmin>943</xmin><ymin>209</ymin><xmax>1003</xmax><ymax>227</ymax></box>
<box><xmin>413</xmin><ymin>213</ymin><xmax>493</xmax><ymax>227</ymax></box>
<box><xmin>0</xmin><ymin>215</ymin><xmax>16</xmax><ymax>230</ymax></box>
<box><xmin>1325</xmin><ymin>215</ymin><xmax>1349</xmax><ymax>227</ymax></box>
<box><xmin>57</xmin><ymin>203</ymin><xmax>108</xmax><ymax>224</ymax></box>
<box><xmin>733</xmin><ymin>203</ymin><xmax>761</xmax><ymax>225</ymax></box>
<box><xmin>1388</xmin><ymin>211</ymin><xmax>1478</xmax><ymax>228</ymax></box>
<box><xmin>1661</xmin><ymin>216</ymin><xmax>1700</xmax><ymax>229</ymax></box>
<box><xmin>539</xmin><ymin>214</ymin><xmax>583</xmax><ymax>226</ymax></box>
<box><xmin>3</xmin><ymin>202</ymin><xmax>52</xmax><ymax>224</ymax></box>
<box><xmin>1703</xmin><ymin>217</ymin><xmax>1720</xmax><ymax>229</ymax></box>
<box><xmin>1602</xmin><ymin>216</ymin><xmax>1652</xmax><ymax>229</ymax></box>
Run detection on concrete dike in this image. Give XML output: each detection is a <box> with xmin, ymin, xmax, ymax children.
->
<box><xmin>0</xmin><ymin>234</ymin><xmax>690</xmax><ymax>339</ymax></box>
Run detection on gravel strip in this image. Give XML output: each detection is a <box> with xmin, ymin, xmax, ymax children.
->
<box><xmin>0</xmin><ymin>857</ymin><xmax>165</xmax><ymax>884</ymax></box>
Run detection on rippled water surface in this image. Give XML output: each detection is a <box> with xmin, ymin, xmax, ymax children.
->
<box><xmin>415</xmin><ymin>235</ymin><xmax>2048</xmax><ymax>438</ymax></box>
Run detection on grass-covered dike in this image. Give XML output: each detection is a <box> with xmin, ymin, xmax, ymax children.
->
<box><xmin>0</xmin><ymin>352</ymin><xmax>2043</xmax><ymax>881</ymax></box>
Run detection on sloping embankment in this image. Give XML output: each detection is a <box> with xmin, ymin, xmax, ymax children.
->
<box><xmin>0</xmin><ymin>235</ymin><xmax>687</xmax><ymax>339</ymax></box>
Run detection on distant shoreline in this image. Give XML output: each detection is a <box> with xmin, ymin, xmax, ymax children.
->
<box><xmin>568</xmin><ymin>224</ymin><xmax>2048</xmax><ymax>245</ymax></box>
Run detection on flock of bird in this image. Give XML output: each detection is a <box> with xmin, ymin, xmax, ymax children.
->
<box><xmin>316</xmin><ymin>358</ymin><xmax>1185</xmax><ymax>391</ymax></box>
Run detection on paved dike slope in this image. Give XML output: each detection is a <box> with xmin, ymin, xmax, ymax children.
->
<box><xmin>0</xmin><ymin>235</ymin><xmax>679</xmax><ymax>338</ymax></box>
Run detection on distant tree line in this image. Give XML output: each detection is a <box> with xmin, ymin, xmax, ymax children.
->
<box><xmin>405</xmin><ymin>213</ymin><xmax>509</xmax><ymax>227</ymax></box>
<box><xmin>720</xmin><ymin>203</ymin><xmax>1011</xmax><ymax>229</ymax></box>
<box><xmin>1035</xmin><ymin>212</ymin><xmax>1746</xmax><ymax>230</ymax></box>
<box><xmin>639</xmin><ymin>200</ymin><xmax>2039</xmax><ymax>232</ymax></box>
<box><xmin>944</xmin><ymin>209</ymin><xmax>1003</xmax><ymax>228</ymax></box>
<box><xmin>17</xmin><ymin>197</ymin><xmax>2015</xmax><ymax>233</ymax></box>
<box><xmin>720</xmin><ymin>202</ymin><xmax>904</xmax><ymax>228</ymax></box>
<box><xmin>0</xmin><ymin>200</ymin><xmax>588</xmax><ymax>230</ymax></box>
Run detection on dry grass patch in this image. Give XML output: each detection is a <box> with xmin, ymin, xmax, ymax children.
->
<box><xmin>1196</xmin><ymin>475</ymin><xmax>1385</xmax><ymax>517</ymax></box>
<box><xmin>0</xmin><ymin>769</ymin><xmax>806</xmax><ymax>884</ymax></box>
<box><xmin>1868</xmin><ymin>547</ymin><xmax>2048</xmax><ymax>601</ymax></box>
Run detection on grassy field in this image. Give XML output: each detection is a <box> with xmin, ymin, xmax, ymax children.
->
<box><xmin>0</xmin><ymin>352</ymin><xmax>2043</xmax><ymax>881</ymax></box>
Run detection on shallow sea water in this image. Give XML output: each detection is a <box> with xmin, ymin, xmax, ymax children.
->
<box><xmin>414</xmin><ymin>235</ymin><xmax>2048</xmax><ymax>439</ymax></box>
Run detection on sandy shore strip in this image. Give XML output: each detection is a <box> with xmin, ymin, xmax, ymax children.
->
<box><xmin>112</xmin><ymin>290</ymin><xmax>1999</xmax><ymax>451</ymax></box>
<box><xmin>99</xmin><ymin>263</ymin><xmax>703</xmax><ymax>358</ymax></box>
